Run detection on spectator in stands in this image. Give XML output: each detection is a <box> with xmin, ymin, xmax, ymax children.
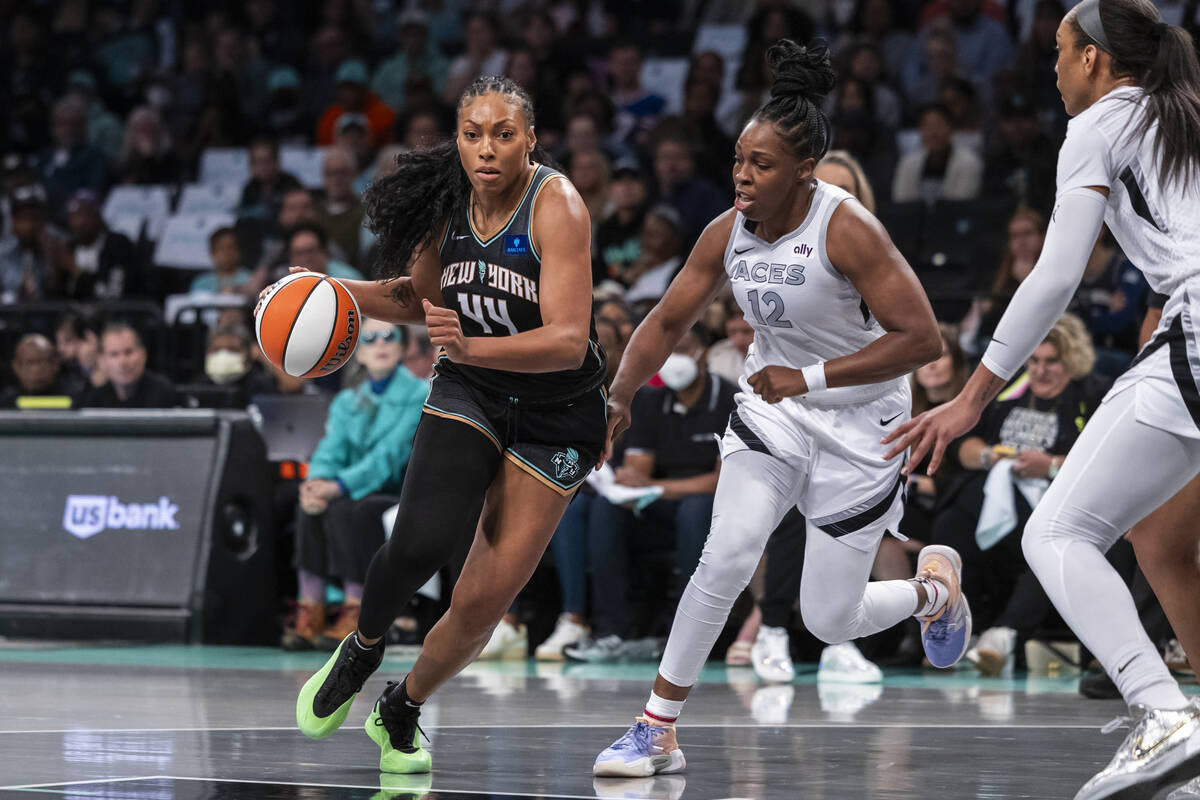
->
<box><xmin>521</xmin><ymin>9</ymin><xmax>571</xmax><ymax>93</ymax></box>
<box><xmin>442</xmin><ymin>12</ymin><xmax>507</xmax><ymax>105</ymax></box>
<box><xmin>736</xmin><ymin>6</ymin><xmax>817</xmax><ymax>122</ymax></box>
<box><xmin>569</xmin><ymin>149</ymin><xmax>611</xmax><ymax>234</ymax></box>
<box><xmin>594</xmin><ymin>157</ymin><xmax>647</xmax><ymax>285</ymax></box>
<box><xmin>596</xmin><ymin>297</ymin><xmax>636</xmax><ymax>345</ymax></box>
<box><xmin>239</xmin><ymin>136</ymin><xmax>303</xmax><ymax>222</ymax></box>
<box><xmin>625</xmin><ymin>205</ymin><xmax>684</xmax><ymax>308</ymax></box>
<box><xmin>892</xmin><ymin>103</ymin><xmax>983</xmax><ymax>204</ymax></box>
<box><xmin>372</xmin><ymin>10</ymin><xmax>448</xmax><ymax>115</ymax></box>
<box><xmin>0</xmin><ymin>333</ymin><xmax>77</xmax><ymax>408</ymax></box>
<box><xmin>706</xmin><ymin>301</ymin><xmax>753</xmax><ymax>385</ymax></box>
<box><xmin>264</xmin><ymin>67</ymin><xmax>311</xmax><ymax>145</ymax></box>
<box><xmin>849</xmin><ymin>0</ymin><xmax>917</xmax><ymax>83</ymax></box>
<box><xmin>961</xmin><ymin>206</ymin><xmax>1046</xmax><ymax>356</ymax></box>
<box><xmin>246</xmin><ymin>0</ymin><xmax>305</xmax><ymax>71</ymax></box>
<box><xmin>1072</xmin><ymin>231</ymin><xmax>1148</xmax><ymax>374</ymax></box>
<box><xmin>983</xmin><ymin>92</ymin><xmax>1058</xmax><ymax>215</ymax></box>
<box><xmin>38</xmin><ymin>96</ymin><xmax>108</xmax><ymax>223</ymax></box>
<box><xmin>115</xmin><ymin>107</ymin><xmax>184</xmax><ymax>186</ymax></box>
<box><xmin>81</xmin><ymin>321</ymin><xmax>181</xmax><ymax>408</ymax></box>
<box><xmin>190</xmin><ymin>324</ymin><xmax>276</xmax><ymax>407</ymax></box>
<box><xmin>402</xmin><ymin>330</ymin><xmax>436</xmax><ymax>380</ymax></box>
<box><xmin>565</xmin><ymin>326</ymin><xmax>736</xmax><ymax>662</ymax></box>
<box><xmin>63</xmin><ymin>190</ymin><xmax>140</xmax><ymax>301</ymax></box>
<box><xmin>830</xmin><ymin>80</ymin><xmax>898</xmax><ymax>195</ymax></box>
<box><xmin>900</xmin><ymin>28</ymin><xmax>960</xmax><ymax>110</ymax></box>
<box><xmin>0</xmin><ymin>184</ymin><xmax>72</xmax><ymax>303</ymax></box>
<box><xmin>398</xmin><ymin>110</ymin><xmax>442</xmax><ymax>151</ymax></box>
<box><xmin>559</xmin><ymin>107</ymin><xmax>628</xmax><ymax>166</ymax></box>
<box><xmin>933</xmin><ymin>314</ymin><xmax>1107</xmax><ymax>675</ymax></box>
<box><xmin>64</xmin><ymin>70</ymin><xmax>122</xmax><ymax>164</ymax></box>
<box><xmin>1012</xmin><ymin>0</ymin><xmax>1068</xmax><ymax>128</ymax></box>
<box><xmin>317</xmin><ymin>60</ymin><xmax>395</xmax><ymax>149</ymax></box>
<box><xmin>2</xmin><ymin>11</ymin><xmax>56</xmax><ymax>154</ymax></box>
<box><xmin>316</xmin><ymin>147</ymin><xmax>368</xmax><ymax>269</ymax></box>
<box><xmin>190</xmin><ymin>227</ymin><xmax>261</xmax><ymax>300</ymax></box>
<box><xmin>304</xmin><ymin>25</ymin><xmax>352</xmax><ymax>120</ymax></box>
<box><xmin>831</xmin><ymin>39</ymin><xmax>904</xmax><ymax>130</ymax></box>
<box><xmin>505</xmin><ymin>47</ymin><xmax>563</xmax><ymax>134</ymax></box>
<box><xmin>816</xmin><ymin>149</ymin><xmax>878</xmax><ymax>213</ymax></box>
<box><xmin>287</xmin><ymin>223</ymin><xmax>364</xmax><ymax>282</ymax></box>
<box><xmin>650</xmin><ymin>124</ymin><xmax>727</xmax><ymax>246</ymax></box>
<box><xmin>254</xmin><ymin>188</ymin><xmax>325</xmax><ymax>275</ymax></box>
<box><xmin>282</xmin><ymin>318</ymin><xmax>428</xmax><ymax>650</ymax></box>
<box><xmin>212</xmin><ymin>26</ymin><xmax>268</xmax><ymax>136</ymax></box>
<box><xmin>682</xmin><ymin>77</ymin><xmax>734</xmax><ymax>193</ymax></box>
<box><xmin>55</xmin><ymin>309</ymin><xmax>106</xmax><ymax>392</ymax></box>
<box><xmin>940</xmin><ymin>76</ymin><xmax>982</xmax><ymax>135</ymax></box>
<box><xmin>333</xmin><ymin>114</ymin><xmax>375</xmax><ymax>188</ymax></box>
<box><xmin>922</xmin><ymin>0</ymin><xmax>1014</xmax><ymax>90</ymax></box>
<box><xmin>608</xmin><ymin>40</ymin><xmax>666</xmax><ymax>147</ymax></box>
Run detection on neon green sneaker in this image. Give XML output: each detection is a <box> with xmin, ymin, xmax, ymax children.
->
<box><xmin>371</xmin><ymin>772</ymin><xmax>434</xmax><ymax>799</ymax></box>
<box><xmin>296</xmin><ymin>632</ymin><xmax>383</xmax><ymax>739</ymax></box>
<box><xmin>365</xmin><ymin>681</ymin><xmax>432</xmax><ymax>774</ymax></box>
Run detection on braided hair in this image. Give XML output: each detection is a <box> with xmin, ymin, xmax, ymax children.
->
<box><xmin>751</xmin><ymin>39</ymin><xmax>837</xmax><ymax>164</ymax></box>
<box><xmin>364</xmin><ymin>76</ymin><xmax>556</xmax><ymax>292</ymax></box>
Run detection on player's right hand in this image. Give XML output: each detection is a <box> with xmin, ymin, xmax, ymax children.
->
<box><xmin>254</xmin><ymin>266</ymin><xmax>313</xmax><ymax>318</ymax></box>
<box><xmin>599</xmin><ymin>396</ymin><xmax>631</xmax><ymax>469</ymax></box>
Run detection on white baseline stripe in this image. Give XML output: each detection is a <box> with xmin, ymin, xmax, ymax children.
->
<box><xmin>0</xmin><ymin>776</ymin><xmax>159</xmax><ymax>791</ymax></box>
<box><xmin>161</xmin><ymin>775</ymin><xmax>606</xmax><ymax>799</ymax></box>
<box><xmin>0</xmin><ymin>722</ymin><xmax>1103</xmax><ymax>735</ymax></box>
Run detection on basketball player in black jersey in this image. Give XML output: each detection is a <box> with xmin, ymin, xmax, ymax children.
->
<box><xmin>279</xmin><ymin>76</ymin><xmax>606</xmax><ymax>774</ymax></box>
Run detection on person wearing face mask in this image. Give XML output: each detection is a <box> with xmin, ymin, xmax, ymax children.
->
<box><xmin>928</xmin><ymin>314</ymin><xmax>1109</xmax><ymax>676</ymax></box>
<box><xmin>190</xmin><ymin>325</ymin><xmax>277</xmax><ymax>408</ymax></box>
<box><xmin>564</xmin><ymin>326</ymin><xmax>736</xmax><ymax>663</ymax></box>
<box><xmin>283</xmin><ymin>318</ymin><xmax>428</xmax><ymax>652</ymax></box>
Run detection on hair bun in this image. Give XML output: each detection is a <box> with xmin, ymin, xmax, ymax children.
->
<box><xmin>766</xmin><ymin>39</ymin><xmax>837</xmax><ymax>104</ymax></box>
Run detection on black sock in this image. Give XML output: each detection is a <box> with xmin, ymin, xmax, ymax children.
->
<box><xmin>396</xmin><ymin>677</ymin><xmax>423</xmax><ymax>709</ymax></box>
<box><xmin>350</xmin><ymin>631</ymin><xmax>384</xmax><ymax>659</ymax></box>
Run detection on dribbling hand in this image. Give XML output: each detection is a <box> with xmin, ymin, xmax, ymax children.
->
<box><xmin>881</xmin><ymin>396</ymin><xmax>982</xmax><ymax>476</ymax></box>
<box><xmin>423</xmin><ymin>299</ymin><xmax>468</xmax><ymax>362</ymax></box>
<box><xmin>599</xmin><ymin>395</ymin><xmax>631</xmax><ymax>468</ymax></box>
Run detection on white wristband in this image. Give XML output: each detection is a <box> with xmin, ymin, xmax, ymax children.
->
<box><xmin>801</xmin><ymin>362</ymin><xmax>827</xmax><ymax>394</ymax></box>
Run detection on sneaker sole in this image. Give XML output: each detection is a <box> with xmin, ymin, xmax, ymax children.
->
<box><xmin>295</xmin><ymin>635</ymin><xmax>360</xmax><ymax>739</ymax></box>
<box><xmin>365</xmin><ymin>705</ymin><xmax>433</xmax><ymax>774</ymax></box>
<box><xmin>593</xmin><ymin>749</ymin><xmax>686</xmax><ymax>777</ymax></box>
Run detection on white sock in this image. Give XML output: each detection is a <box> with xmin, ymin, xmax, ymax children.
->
<box><xmin>912</xmin><ymin>578</ymin><xmax>948</xmax><ymax>618</ymax></box>
<box><xmin>644</xmin><ymin>691</ymin><xmax>685</xmax><ymax>725</ymax></box>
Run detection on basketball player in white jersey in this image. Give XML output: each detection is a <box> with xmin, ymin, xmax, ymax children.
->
<box><xmin>885</xmin><ymin>2</ymin><xmax>1200</xmax><ymax>797</ymax></box>
<box><xmin>590</xmin><ymin>39</ymin><xmax>966</xmax><ymax>778</ymax></box>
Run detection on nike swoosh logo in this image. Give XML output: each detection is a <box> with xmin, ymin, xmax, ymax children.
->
<box><xmin>991</xmin><ymin>338</ymin><xmax>1008</xmax><ymax>347</ymax></box>
<box><xmin>880</xmin><ymin>412</ymin><xmax>903</xmax><ymax>426</ymax></box>
<box><xmin>733</xmin><ymin>246</ymin><xmax>753</xmax><ymax>254</ymax></box>
<box><xmin>1118</xmin><ymin>654</ymin><xmax>1141</xmax><ymax>674</ymax></box>
<box><xmin>453</xmin><ymin>234</ymin><xmax>471</xmax><ymax>240</ymax></box>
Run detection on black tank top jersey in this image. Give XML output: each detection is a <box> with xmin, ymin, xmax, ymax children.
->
<box><xmin>435</xmin><ymin>163</ymin><xmax>606</xmax><ymax>403</ymax></box>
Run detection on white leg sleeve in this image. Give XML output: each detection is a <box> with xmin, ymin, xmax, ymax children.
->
<box><xmin>657</xmin><ymin>449</ymin><xmax>803</xmax><ymax>688</ymax></box>
<box><xmin>1023</xmin><ymin>388</ymin><xmax>1200</xmax><ymax>708</ymax></box>
<box><xmin>799</xmin><ymin>519</ymin><xmax>920</xmax><ymax>644</ymax></box>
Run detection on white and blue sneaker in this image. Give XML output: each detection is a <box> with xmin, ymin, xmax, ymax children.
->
<box><xmin>915</xmin><ymin>545</ymin><xmax>972</xmax><ymax>669</ymax></box>
<box><xmin>593</xmin><ymin>717</ymin><xmax>686</xmax><ymax>777</ymax></box>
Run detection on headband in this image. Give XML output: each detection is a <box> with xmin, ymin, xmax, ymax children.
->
<box><xmin>1075</xmin><ymin>0</ymin><xmax>1113</xmax><ymax>54</ymax></box>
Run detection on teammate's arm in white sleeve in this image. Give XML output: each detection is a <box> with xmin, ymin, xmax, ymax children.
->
<box><xmin>980</xmin><ymin>188</ymin><xmax>1108</xmax><ymax>379</ymax></box>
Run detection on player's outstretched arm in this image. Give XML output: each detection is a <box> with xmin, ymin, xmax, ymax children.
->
<box><xmin>600</xmin><ymin>209</ymin><xmax>735</xmax><ymax>465</ymax></box>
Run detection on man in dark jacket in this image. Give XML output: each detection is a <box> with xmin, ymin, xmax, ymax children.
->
<box><xmin>80</xmin><ymin>322</ymin><xmax>180</xmax><ymax>408</ymax></box>
<box><xmin>64</xmin><ymin>190</ymin><xmax>141</xmax><ymax>300</ymax></box>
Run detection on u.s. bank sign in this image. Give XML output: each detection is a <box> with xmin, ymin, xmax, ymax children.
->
<box><xmin>63</xmin><ymin>495</ymin><xmax>181</xmax><ymax>540</ymax></box>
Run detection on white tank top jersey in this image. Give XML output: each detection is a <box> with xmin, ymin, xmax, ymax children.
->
<box><xmin>1058</xmin><ymin>85</ymin><xmax>1200</xmax><ymax>307</ymax></box>
<box><xmin>723</xmin><ymin>179</ymin><xmax>905</xmax><ymax>405</ymax></box>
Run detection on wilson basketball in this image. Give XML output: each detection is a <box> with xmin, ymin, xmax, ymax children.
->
<box><xmin>255</xmin><ymin>272</ymin><xmax>360</xmax><ymax>378</ymax></box>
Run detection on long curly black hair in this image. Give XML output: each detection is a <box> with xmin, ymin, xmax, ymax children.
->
<box><xmin>752</xmin><ymin>39</ymin><xmax>837</xmax><ymax>163</ymax></box>
<box><xmin>364</xmin><ymin>76</ymin><xmax>556</xmax><ymax>293</ymax></box>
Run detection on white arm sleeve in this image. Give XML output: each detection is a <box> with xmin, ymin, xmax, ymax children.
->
<box><xmin>980</xmin><ymin>187</ymin><xmax>1108</xmax><ymax>380</ymax></box>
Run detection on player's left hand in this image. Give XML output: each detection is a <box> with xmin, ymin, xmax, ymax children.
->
<box><xmin>748</xmin><ymin>365</ymin><xmax>807</xmax><ymax>404</ymax></box>
<box><xmin>424</xmin><ymin>299</ymin><xmax>468</xmax><ymax>362</ymax></box>
<box><xmin>882</xmin><ymin>395</ymin><xmax>982</xmax><ymax>476</ymax></box>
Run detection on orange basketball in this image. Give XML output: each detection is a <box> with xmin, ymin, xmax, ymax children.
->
<box><xmin>255</xmin><ymin>272</ymin><xmax>360</xmax><ymax>378</ymax></box>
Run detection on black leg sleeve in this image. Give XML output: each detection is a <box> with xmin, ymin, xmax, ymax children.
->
<box><xmin>357</xmin><ymin>414</ymin><xmax>503</xmax><ymax>639</ymax></box>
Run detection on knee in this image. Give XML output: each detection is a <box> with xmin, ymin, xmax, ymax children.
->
<box><xmin>691</xmin><ymin>537</ymin><xmax>761</xmax><ymax>601</ymax></box>
<box><xmin>447</xmin><ymin>582</ymin><xmax>512</xmax><ymax>636</ymax></box>
<box><xmin>801</xmin><ymin>605</ymin><xmax>856</xmax><ymax>645</ymax></box>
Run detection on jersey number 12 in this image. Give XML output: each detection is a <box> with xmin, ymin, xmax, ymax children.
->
<box><xmin>746</xmin><ymin>289</ymin><xmax>793</xmax><ymax>329</ymax></box>
<box><xmin>457</xmin><ymin>292</ymin><xmax>519</xmax><ymax>335</ymax></box>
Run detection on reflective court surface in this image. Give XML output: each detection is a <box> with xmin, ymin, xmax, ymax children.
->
<box><xmin>1</xmin><ymin>644</ymin><xmax>1195</xmax><ymax>799</ymax></box>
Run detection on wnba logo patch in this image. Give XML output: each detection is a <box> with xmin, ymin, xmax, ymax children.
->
<box><xmin>551</xmin><ymin>448</ymin><xmax>581</xmax><ymax>481</ymax></box>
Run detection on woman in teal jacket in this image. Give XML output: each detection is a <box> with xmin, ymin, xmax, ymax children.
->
<box><xmin>284</xmin><ymin>318</ymin><xmax>429</xmax><ymax>650</ymax></box>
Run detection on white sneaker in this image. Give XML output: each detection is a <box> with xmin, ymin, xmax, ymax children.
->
<box><xmin>1075</xmin><ymin>700</ymin><xmax>1200</xmax><ymax>800</ymax></box>
<box><xmin>751</xmin><ymin>626</ymin><xmax>794</xmax><ymax>683</ymax></box>
<box><xmin>477</xmin><ymin>619</ymin><xmax>527</xmax><ymax>660</ymax></box>
<box><xmin>966</xmin><ymin>626</ymin><xmax>1016</xmax><ymax>677</ymax></box>
<box><xmin>535</xmin><ymin>614</ymin><xmax>589</xmax><ymax>661</ymax></box>
<box><xmin>817</xmin><ymin>642</ymin><xmax>883</xmax><ymax>684</ymax></box>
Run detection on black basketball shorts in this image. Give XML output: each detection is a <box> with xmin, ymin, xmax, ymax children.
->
<box><xmin>421</xmin><ymin>373</ymin><xmax>608</xmax><ymax>495</ymax></box>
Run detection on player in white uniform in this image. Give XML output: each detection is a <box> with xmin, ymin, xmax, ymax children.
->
<box><xmin>885</xmin><ymin>2</ymin><xmax>1200</xmax><ymax>798</ymax></box>
<box><xmin>591</xmin><ymin>39</ymin><xmax>966</xmax><ymax>779</ymax></box>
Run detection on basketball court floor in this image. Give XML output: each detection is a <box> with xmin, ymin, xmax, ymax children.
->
<box><xmin>1</xmin><ymin>643</ymin><xmax>1194</xmax><ymax>799</ymax></box>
